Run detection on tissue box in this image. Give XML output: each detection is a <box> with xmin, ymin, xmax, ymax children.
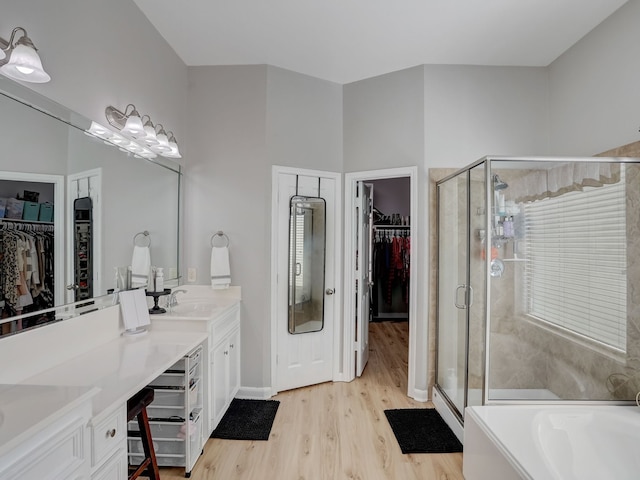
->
<box><xmin>38</xmin><ymin>203</ymin><xmax>54</xmax><ymax>222</ymax></box>
<box><xmin>6</xmin><ymin>198</ymin><xmax>24</xmax><ymax>219</ymax></box>
<box><xmin>22</xmin><ymin>202</ymin><xmax>40</xmax><ymax>221</ymax></box>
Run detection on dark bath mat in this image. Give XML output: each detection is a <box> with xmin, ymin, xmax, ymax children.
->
<box><xmin>384</xmin><ymin>408</ymin><xmax>463</xmax><ymax>454</ymax></box>
<box><xmin>211</xmin><ymin>398</ymin><xmax>280</xmax><ymax>441</ymax></box>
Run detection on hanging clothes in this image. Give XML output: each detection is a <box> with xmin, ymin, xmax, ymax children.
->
<box><xmin>0</xmin><ymin>221</ymin><xmax>55</xmax><ymax>323</ymax></box>
<box><xmin>371</xmin><ymin>227</ymin><xmax>410</xmax><ymax>320</ymax></box>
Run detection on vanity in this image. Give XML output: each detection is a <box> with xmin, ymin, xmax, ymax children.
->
<box><xmin>0</xmin><ymin>287</ymin><xmax>241</xmax><ymax>480</ymax></box>
<box><xmin>150</xmin><ymin>286</ymin><xmax>242</xmax><ymax>435</ymax></box>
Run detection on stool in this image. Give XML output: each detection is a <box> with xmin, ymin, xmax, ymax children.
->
<box><xmin>127</xmin><ymin>387</ymin><xmax>160</xmax><ymax>480</ymax></box>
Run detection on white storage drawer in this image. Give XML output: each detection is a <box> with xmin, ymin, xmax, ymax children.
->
<box><xmin>149</xmin><ymin>362</ymin><xmax>201</xmax><ymax>389</ymax></box>
<box><xmin>163</xmin><ymin>349</ymin><xmax>202</xmax><ymax>373</ymax></box>
<box><xmin>128</xmin><ymin>437</ymin><xmax>185</xmax><ymax>456</ymax></box>
<box><xmin>128</xmin><ymin>411</ymin><xmax>203</xmax><ymax>467</ymax></box>
<box><xmin>90</xmin><ymin>404</ymin><xmax>126</xmax><ymax>468</ymax></box>
<box><xmin>148</xmin><ymin>379</ymin><xmax>201</xmax><ymax>419</ymax></box>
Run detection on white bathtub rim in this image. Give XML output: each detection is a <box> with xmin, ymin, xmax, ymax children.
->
<box><xmin>465</xmin><ymin>406</ymin><xmax>535</xmax><ymax>480</ymax></box>
<box><xmin>466</xmin><ymin>405</ymin><xmax>640</xmax><ymax>480</ymax></box>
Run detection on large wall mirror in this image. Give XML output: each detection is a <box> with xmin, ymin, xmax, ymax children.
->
<box><xmin>0</xmin><ymin>77</ymin><xmax>181</xmax><ymax>335</ymax></box>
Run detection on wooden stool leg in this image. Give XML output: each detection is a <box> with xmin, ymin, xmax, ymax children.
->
<box><xmin>137</xmin><ymin>407</ymin><xmax>160</xmax><ymax>480</ymax></box>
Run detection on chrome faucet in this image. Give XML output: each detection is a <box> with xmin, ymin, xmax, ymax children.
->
<box><xmin>166</xmin><ymin>289</ymin><xmax>187</xmax><ymax>311</ymax></box>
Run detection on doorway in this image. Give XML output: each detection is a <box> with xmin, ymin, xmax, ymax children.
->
<box><xmin>344</xmin><ymin>167</ymin><xmax>418</xmax><ymax>397</ymax></box>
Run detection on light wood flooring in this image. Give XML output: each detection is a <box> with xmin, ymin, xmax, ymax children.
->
<box><xmin>156</xmin><ymin>321</ymin><xmax>464</xmax><ymax>479</ymax></box>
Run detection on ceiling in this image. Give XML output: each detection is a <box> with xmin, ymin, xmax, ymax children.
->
<box><xmin>133</xmin><ymin>0</ymin><xmax>627</xmax><ymax>85</ymax></box>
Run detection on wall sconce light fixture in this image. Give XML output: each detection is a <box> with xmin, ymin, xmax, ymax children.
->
<box><xmin>104</xmin><ymin>104</ymin><xmax>182</xmax><ymax>159</ymax></box>
<box><xmin>0</xmin><ymin>27</ymin><xmax>50</xmax><ymax>83</ymax></box>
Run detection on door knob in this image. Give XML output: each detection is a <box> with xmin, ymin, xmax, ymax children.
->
<box><xmin>326</xmin><ymin>288</ymin><xmax>335</xmax><ymax>295</ymax></box>
<box><xmin>66</xmin><ymin>284</ymin><xmax>78</xmax><ymax>290</ymax></box>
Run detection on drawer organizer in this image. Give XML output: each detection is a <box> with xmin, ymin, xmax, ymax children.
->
<box><xmin>127</xmin><ymin>346</ymin><xmax>204</xmax><ymax>478</ymax></box>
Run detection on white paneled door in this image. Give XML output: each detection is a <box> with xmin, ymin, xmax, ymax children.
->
<box><xmin>355</xmin><ymin>181</ymin><xmax>373</xmax><ymax>377</ymax></box>
<box><xmin>273</xmin><ymin>168</ymin><xmax>339</xmax><ymax>393</ymax></box>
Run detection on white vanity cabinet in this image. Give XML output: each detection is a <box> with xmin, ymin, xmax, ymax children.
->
<box><xmin>211</xmin><ymin>322</ymin><xmax>241</xmax><ymax>429</ymax></box>
<box><xmin>0</xmin><ymin>387</ymin><xmax>95</xmax><ymax>480</ymax></box>
<box><xmin>152</xmin><ymin>300</ymin><xmax>241</xmax><ymax>436</ymax></box>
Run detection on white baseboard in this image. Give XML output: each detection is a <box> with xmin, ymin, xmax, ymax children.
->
<box><xmin>411</xmin><ymin>387</ymin><xmax>429</xmax><ymax>403</ymax></box>
<box><xmin>432</xmin><ymin>387</ymin><xmax>464</xmax><ymax>444</ymax></box>
<box><xmin>236</xmin><ymin>386</ymin><xmax>273</xmax><ymax>400</ymax></box>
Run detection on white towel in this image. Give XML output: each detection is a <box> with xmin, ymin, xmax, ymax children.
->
<box><xmin>119</xmin><ymin>288</ymin><xmax>150</xmax><ymax>332</ymax></box>
<box><xmin>211</xmin><ymin>246</ymin><xmax>231</xmax><ymax>289</ymax></box>
<box><xmin>131</xmin><ymin>245</ymin><xmax>151</xmax><ymax>288</ymax></box>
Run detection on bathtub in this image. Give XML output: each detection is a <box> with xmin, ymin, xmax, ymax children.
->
<box><xmin>463</xmin><ymin>405</ymin><xmax>640</xmax><ymax>480</ymax></box>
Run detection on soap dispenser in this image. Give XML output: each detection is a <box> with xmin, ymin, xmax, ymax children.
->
<box><xmin>155</xmin><ymin>267</ymin><xmax>164</xmax><ymax>292</ymax></box>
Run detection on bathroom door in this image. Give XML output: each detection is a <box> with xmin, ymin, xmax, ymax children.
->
<box><xmin>436</xmin><ymin>171</ymin><xmax>470</xmax><ymax>418</ymax></box>
<box><xmin>273</xmin><ymin>168</ymin><xmax>339</xmax><ymax>393</ymax></box>
<box><xmin>355</xmin><ymin>181</ymin><xmax>373</xmax><ymax>377</ymax></box>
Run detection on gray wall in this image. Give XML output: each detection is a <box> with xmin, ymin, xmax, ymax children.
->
<box><xmin>344</xmin><ymin>66</ymin><xmax>425</xmax><ymax>173</ymax></box>
<box><xmin>185</xmin><ymin>66</ymin><xmax>343</xmax><ymax>389</ymax></box>
<box><xmin>1</xmin><ymin>0</ymin><xmax>187</xmax><ymax>142</ymax></box>
<box><xmin>549</xmin><ymin>0</ymin><xmax>640</xmax><ymax>155</ymax></box>
<box><xmin>370</xmin><ymin>178</ymin><xmax>411</xmax><ymax>217</ymax></box>
<box><xmin>424</xmin><ymin>65</ymin><xmax>550</xmax><ymax>168</ymax></box>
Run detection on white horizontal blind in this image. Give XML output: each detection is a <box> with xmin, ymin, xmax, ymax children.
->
<box><xmin>523</xmin><ymin>169</ymin><xmax>627</xmax><ymax>351</ymax></box>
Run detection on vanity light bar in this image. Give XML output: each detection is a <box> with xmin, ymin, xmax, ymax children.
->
<box><xmin>105</xmin><ymin>105</ymin><xmax>182</xmax><ymax>160</ymax></box>
<box><xmin>86</xmin><ymin>121</ymin><xmax>158</xmax><ymax>159</ymax></box>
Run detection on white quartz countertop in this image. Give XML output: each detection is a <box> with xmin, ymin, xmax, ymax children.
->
<box><xmin>21</xmin><ymin>329</ymin><xmax>208</xmax><ymax>419</ymax></box>
<box><xmin>156</xmin><ymin>296</ymin><xmax>240</xmax><ymax>321</ymax></box>
<box><xmin>0</xmin><ymin>383</ymin><xmax>98</xmax><ymax>457</ymax></box>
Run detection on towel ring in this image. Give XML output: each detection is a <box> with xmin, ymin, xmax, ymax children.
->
<box><xmin>211</xmin><ymin>230</ymin><xmax>229</xmax><ymax>248</ymax></box>
<box><xmin>134</xmin><ymin>230</ymin><xmax>151</xmax><ymax>247</ymax></box>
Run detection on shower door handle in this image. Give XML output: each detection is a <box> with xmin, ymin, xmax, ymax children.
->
<box><xmin>455</xmin><ymin>285</ymin><xmax>467</xmax><ymax>309</ymax></box>
<box><xmin>467</xmin><ymin>286</ymin><xmax>474</xmax><ymax>307</ymax></box>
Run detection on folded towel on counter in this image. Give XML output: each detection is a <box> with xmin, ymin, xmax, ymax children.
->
<box><xmin>131</xmin><ymin>245</ymin><xmax>151</xmax><ymax>288</ymax></box>
<box><xmin>119</xmin><ymin>288</ymin><xmax>150</xmax><ymax>332</ymax></box>
<box><xmin>211</xmin><ymin>246</ymin><xmax>231</xmax><ymax>289</ymax></box>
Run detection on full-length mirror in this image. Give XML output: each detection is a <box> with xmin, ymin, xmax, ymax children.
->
<box><xmin>288</xmin><ymin>196</ymin><xmax>326</xmax><ymax>334</ymax></box>
<box><xmin>0</xmin><ymin>77</ymin><xmax>181</xmax><ymax>335</ymax></box>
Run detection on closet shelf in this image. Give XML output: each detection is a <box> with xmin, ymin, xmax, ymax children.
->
<box><xmin>0</xmin><ymin>218</ymin><xmax>53</xmax><ymax>225</ymax></box>
<box><xmin>373</xmin><ymin>224</ymin><xmax>410</xmax><ymax>228</ymax></box>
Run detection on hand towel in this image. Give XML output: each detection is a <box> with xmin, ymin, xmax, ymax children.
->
<box><xmin>131</xmin><ymin>245</ymin><xmax>151</xmax><ymax>288</ymax></box>
<box><xmin>211</xmin><ymin>246</ymin><xmax>231</xmax><ymax>289</ymax></box>
<box><xmin>119</xmin><ymin>288</ymin><xmax>150</xmax><ymax>333</ymax></box>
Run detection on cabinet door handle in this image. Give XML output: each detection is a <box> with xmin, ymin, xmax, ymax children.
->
<box><xmin>224</xmin><ymin>350</ymin><xmax>229</xmax><ymax>355</ymax></box>
<box><xmin>230</xmin><ymin>344</ymin><xmax>234</xmax><ymax>349</ymax></box>
<box><xmin>107</xmin><ymin>428</ymin><xmax>116</xmax><ymax>438</ymax></box>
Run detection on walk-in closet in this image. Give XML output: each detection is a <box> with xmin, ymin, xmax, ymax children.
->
<box><xmin>369</xmin><ymin>177</ymin><xmax>411</xmax><ymax>323</ymax></box>
<box><xmin>0</xmin><ymin>179</ymin><xmax>56</xmax><ymax>332</ymax></box>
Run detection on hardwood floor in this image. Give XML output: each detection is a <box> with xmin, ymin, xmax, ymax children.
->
<box><xmin>157</xmin><ymin>321</ymin><xmax>464</xmax><ymax>479</ymax></box>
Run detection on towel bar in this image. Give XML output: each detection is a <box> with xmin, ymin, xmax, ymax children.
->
<box><xmin>134</xmin><ymin>230</ymin><xmax>151</xmax><ymax>247</ymax></box>
<box><xmin>211</xmin><ymin>230</ymin><xmax>229</xmax><ymax>248</ymax></box>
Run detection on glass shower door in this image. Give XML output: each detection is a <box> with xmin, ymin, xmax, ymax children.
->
<box><xmin>436</xmin><ymin>171</ymin><xmax>469</xmax><ymax>418</ymax></box>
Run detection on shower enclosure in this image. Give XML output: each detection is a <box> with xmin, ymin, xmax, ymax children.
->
<box><xmin>434</xmin><ymin>156</ymin><xmax>640</xmax><ymax>433</ymax></box>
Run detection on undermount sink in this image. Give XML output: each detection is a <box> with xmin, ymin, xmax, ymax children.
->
<box><xmin>164</xmin><ymin>302</ymin><xmax>220</xmax><ymax>318</ymax></box>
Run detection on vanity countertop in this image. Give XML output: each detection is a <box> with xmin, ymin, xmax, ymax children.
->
<box><xmin>0</xmin><ymin>383</ymin><xmax>98</xmax><ymax>457</ymax></box>
<box><xmin>20</xmin><ymin>329</ymin><xmax>208</xmax><ymax>419</ymax></box>
<box><xmin>155</xmin><ymin>285</ymin><xmax>241</xmax><ymax>321</ymax></box>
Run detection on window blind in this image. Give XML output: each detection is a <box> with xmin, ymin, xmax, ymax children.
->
<box><xmin>523</xmin><ymin>168</ymin><xmax>627</xmax><ymax>351</ymax></box>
